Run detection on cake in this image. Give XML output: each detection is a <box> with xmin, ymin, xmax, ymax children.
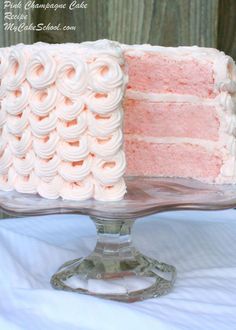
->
<box><xmin>0</xmin><ymin>40</ymin><xmax>235</xmax><ymax>201</ymax></box>
<box><xmin>123</xmin><ymin>45</ymin><xmax>236</xmax><ymax>183</ymax></box>
<box><xmin>0</xmin><ymin>41</ymin><xmax>127</xmax><ymax>201</ymax></box>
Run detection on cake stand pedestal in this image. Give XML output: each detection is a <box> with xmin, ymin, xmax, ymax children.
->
<box><xmin>51</xmin><ymin>216</ymin><xmax>175</xmax><ymax>302</ymax></box>
<box><xmin>1</xmin><ymin>177</ymin><xmax>236</xmax><ymax>302</ymax></box>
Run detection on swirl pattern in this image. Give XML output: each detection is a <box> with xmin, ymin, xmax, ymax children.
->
<box><xmin>56</xmin><ymin>57</ymin><xmax>88</xmax><ymax>98</ymax></box>
<box><xmin>87</xmin><ymin>88</ymin><xmax>123</xmax><ymax>114</ymax></box>
<box><xmin>89</xmin><ymin>56</ymin><xmax>124</xmax><ymax>92</ymax></box>
<box><xmin>89</xmin><ymin>129</ymin><xmax>123</xmax><ymax>158</ymax></box>
<box><xmin>94</xmin><ymin>178</ymin><xmax>127</xmax><ymax>201</ymax></box>
<box><xmin>30</xmin><ymin>85</ymin><xmax>58</xmax><ymax>116</ymax></box>
<box><xmin>27</xmin><ymin>51</ymin><xmax>57</xmax><ymax>89</ymax></box>
<box><xmin>30</xmin><ymin>111</ymin><xmax>57</xmax><ymax>137</ymax></box>
<box><xmin>92</xmin><ymin>151</ymin><xmax>126</xmax><ymax>185</ymax></box>
<box><xmin>3</xmin><ymin>82</ymin><xmax>30</xmax><ymax>115</ymax></box>
<box><xmin>60</xmin><ymin>176</ymin><xmax>94</xmax><ymax>201</ymax></box>
<box><xmin>0</xmin><ymin>41</ymin><xmax>127</xmax><ymax>201</ymax></box>
<box><xmin>57</xmin><ymin>111</ymin><xmax>87</xmax><ymax>141</ymax></box>
<box><xmin>5</xmin><ymin>46</ymin><xmax>28</xmax><ymax>90</ymax></box>
<box><xmin>58</xmin><ymin>136</ymin><xmax>89</xmax><ymax>162</ymax></box>
<box><xmin>87</xmin><ymin>109</ymin><xmax>122</xmax><ymax>137</ymax></box>
<box><xmin>7</xmin><ymin>107</ymin><xmax>30</xmax><ymax>135</ymax></box>
<box><xmin>56</xmin><ymin>96</ymin><xmax>84</xmax><ymax>121</ymax></box>
<box><xmin>58</xmin><ymin>155</ymin><xmax>93</xmax><ymax>182</ymax></box>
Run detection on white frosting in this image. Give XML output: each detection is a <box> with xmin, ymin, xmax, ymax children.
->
<box><xmin>13</xmin><ymin>150</ymin><xmax>35</xmax><ymax>176</ymax></box>
<box><xmin>87</xmin><ymin>109</ymin><xmax>123</xmax><ymax>137</ymax></box>
<box><xmin>89</xmin><ymin>128</ymin><xmax>123</xmax><ymax>158</ymax></box>
<box><xmin>0</xmin><ymin>174</ymin><xmax>13</xmax><ymax>191</ymax></box>
<box><xmin>56</xmin><ymin>96</ymin><xmax>84</xmax><ymax>121</ymax></box>
<box><xmin>4</xmin><ymin>41</ymin><xmax>234</xmax><ymax>196</ymax></box>
<box><xmin>4</xmin><ymin>45</ymin><xmax>28</xmax><ymax>90</ymax></box>
<box><xmin>33</xmin><ymin>132</ymin><xmax>59</xmax><ymax>159</ymax></box>
<box><xmin>58</xmin><ymin>136</ymin><xmax>89</xmax><ymax>162</ymax></box>
<box><xmin>7</xmin><ymin>107</ymin><xmax>30</xmax><ymax>135</ymax></box>
<box><xmin>0</xmin><ymin>40</ymin><xmax>127</xmax><ymax>202</ymax></box>
<box><xmin>92</xmin><ymin>150</ymin><xmax>126</xmax><ymax>184</ymax></box>
<box><xmin>0</xmin><ymin>147</ymin><xmax>12</xmax><ymax>175</ymax></box>
<box><xmin>0</xmin><ymin>106</ymin><xmax>6</xmax><ymax>128</ymax></box>
<box><xmin>89</xmin><ymin>56</ymin><xmax>125</xmax><ymax>92</ymax></box>
<box><xmin>11</xmin><ymin>168</ymin><xmax>38</xmax><ymax>194</ymax></box>
<box><xmin>126</xmin><ymin>134</ymin><xmax>217</xmax><ymax>152</ymax></box>
<box><xmin>58</xmin><ymin>155</ymin><xmax>93</xmax><ymax>182</ymax></box>
<box><xmin>0</xmin><ymin>48</ymin><xmax>9</xmax><ymax>79</ymax></box>
<box><xmin>56</xmin><ymin>57</ymin><xmax>88</xmax><ymax>98</ymax></box>
<box><xmin>3</xmin><ymin>82</ymin><xmax>30</xmax><ymax>115</ymax></box>
<box><xmin>35</xmin><ymin>154</ymin><xmax>60</xmax><ymax>178</ymax></box>
<box><xmin>37</xmin><ymin>175</ymin><xmax>64</xmax><ymax>199</ymax></box>
<box><xmin>8</xmin><ymin>128</ymin><xmax>32</xmax><ymax>157</ymax></box>
<box><xmin>126</xmin><ymin>90</ymin><xmax>217</xmax><ymax>104</ymax></box>
<box><xmin>27</xmin><ymin>51</ymin><xmax>57</xmax><ymax>89</ymax></box>
<box><xmin>57</xmin><ymin>111</ymin><xmax>87</xmax><ymax>141</ymax></box>
<box><xmin>0</xmin><ymin>130</ymin><xmax>7</xmax><ymax>152</ymax></box>
<box><xmin>29</xmin><ymin>111</ymin><xmax>57</xmax><ymax>137</ymax></box>
<box><xmin>0</xmin><ymin>82</ymin><xmax>6</xmax><ymax>100</ymax></box>
<box><xmin>60</xmin><ymin>175</ymin><xmax>94</xmax><ymax>201</ymax></box>
<box><xmin>94</xmin><ymin>178</ymin><xmax>127</xmax><ymax>201</ymax></box>
<box><xmin>122</xmin><ymin>44</ymin><xmax>221</xmax><ymax>57</ymax></box>
<box><xmin>29</xmin><ymin>85</ymin><xmax>58</xmax><ymax>116</ymax></box>
<box><xmin>0</xmin><ymin>40</ymin><xmax>127</xmax><ymax>201</ymax></box>
<box><xmin>87</xmin><ymin>88</ymin><xmax>124</xmax><ymax>114</ymax></box>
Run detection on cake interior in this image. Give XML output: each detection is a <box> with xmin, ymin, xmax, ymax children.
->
<box><xmin>123</xmin><ymin>49</ymin><xmax>236</xmax><ymax>183</ymax></box>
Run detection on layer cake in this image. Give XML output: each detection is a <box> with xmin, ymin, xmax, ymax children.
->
<box><xmin>0</xmin><ymin>40</ymin><xmax>236</xmax><ymax>201</ymax></box>
<box><xmin>123</xmin><ymin>45</ymin><xmax>236</xmax><ymax>183</ymax></box>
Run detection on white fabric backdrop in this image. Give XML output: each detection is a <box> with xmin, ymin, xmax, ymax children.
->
<box><xmin>0</xmin><ymin>209</ymin><xmax>236</xmax><ymax>330</ymax></box>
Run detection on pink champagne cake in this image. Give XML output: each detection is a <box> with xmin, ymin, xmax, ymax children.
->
<box><xmin>123</xmin><ymin>45</ymin><xmax>236</xmax><ymax>183</ymax></box>
<box><xmin>0</xmin><ymin>40</ymin><xmax>236</xmax><ymax>202</ymax></box>
<box><xmin>0</xmin><ymin>40</ymin><xmax>127</xmax><ymax>201</ymax></box>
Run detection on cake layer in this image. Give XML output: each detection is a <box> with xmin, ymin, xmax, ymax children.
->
<box><xmin>125</xmin><ymin>138</ymin><xmax>222</xmax><ymax>181</ymax></box>
<box><xmin>125</xmin><ymin>52</ymin><xmax>217</xmax><ymax>98</ymax></box>
<box><xmin>124</xmin><ymin>99</ymin><xmax>220</xmax><ymax>140</ymax></box>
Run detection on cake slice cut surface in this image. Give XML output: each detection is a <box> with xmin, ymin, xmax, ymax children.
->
<box><xmin>123</xmin><ymin>44</ymin><xmax>236</xmax><ymax>183</ymax></box>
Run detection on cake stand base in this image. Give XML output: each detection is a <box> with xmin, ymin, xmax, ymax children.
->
<box><xmin>51</xmin><ymin>216</ymin><xmax>176</xmax><ymax>302</ymax></box>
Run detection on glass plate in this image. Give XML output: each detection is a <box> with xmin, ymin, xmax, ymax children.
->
<box><xmin>1</xmin><ymin>176</ymin><xmax>236</xmax><ymax>302</ymax></box>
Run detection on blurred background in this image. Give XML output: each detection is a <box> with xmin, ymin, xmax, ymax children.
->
<box><xmin>0</xmin><ymin>0</ymin><xmax>235</xmax><ymax>59</ymax></box>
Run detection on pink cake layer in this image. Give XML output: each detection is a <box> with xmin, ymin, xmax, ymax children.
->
<box><xmin>125</xmin><ymin>139</ymin><xmax>222</xmax><ymax>181</ymax></box>
<box><xmin>125</xmin><ymin>53</ymin><xmax>217</xmax><ymax>98</ymax></box>
<box><xmin>124</xmin><ymin>99</ymin><xmax>220</xmax><ymax>140</ymax></box>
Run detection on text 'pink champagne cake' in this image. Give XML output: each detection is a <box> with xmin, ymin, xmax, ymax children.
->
<box><xmin>0</xmin><ymin>40</ymin><xmax>235</xmax><ymax>201</ymax></box>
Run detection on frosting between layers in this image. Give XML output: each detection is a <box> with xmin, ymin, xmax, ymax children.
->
<box><xmin>124</xmin><ymin>45</ymin><xmax>236</xmax><ymax>183</ymax></box>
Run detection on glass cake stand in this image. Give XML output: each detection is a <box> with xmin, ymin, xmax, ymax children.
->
<box><xmin>1</xmin><ymin>176</ymin><xmax>236</xmax><ymax>303</ymax></box>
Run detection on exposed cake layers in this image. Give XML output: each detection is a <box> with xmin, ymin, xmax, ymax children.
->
<box><xmin>0</xmin><ymin>41</ymin><xmax>236</xmax><ymax>202</ymax></box>
<box><xmin>0</xmin><ymin>40</ymin><xmax>127</xmax><ymax>201</ymax></box>
<box><xmin>123</xmin><ymin>45</ymin><xmax>236</xmax><ymax>183</ymax></box>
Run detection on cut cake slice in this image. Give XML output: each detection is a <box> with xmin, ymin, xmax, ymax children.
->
<box><xmin>123</xmin><ymin>45</ymin><xmax>236</xmax><ymax>183</ymax></box>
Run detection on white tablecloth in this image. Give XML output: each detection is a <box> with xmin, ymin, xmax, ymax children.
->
<box><xmin>0</xmin><ymin>209</ymin><xmax>236</xmax><ymax>330</ymax></box>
